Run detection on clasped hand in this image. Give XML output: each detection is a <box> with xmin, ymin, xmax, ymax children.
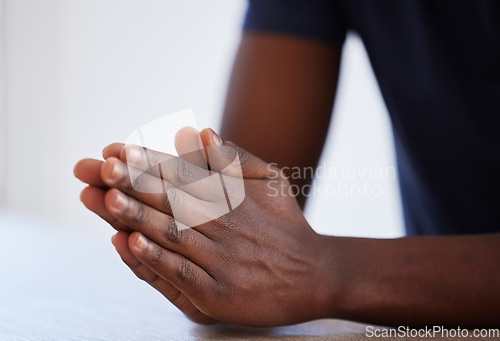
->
<box><xmin>74</xmin><ymin>128</ymin><xmax>336</xmax><ymax>326</ymax></box>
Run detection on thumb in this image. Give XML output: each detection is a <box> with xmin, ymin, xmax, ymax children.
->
<box><xmin>199</xmin><ymin>128</ymin><xmax>280</xmax><ymax>179</ymax></box>
<box><xmin>173</xmin><ymin>126</ymin><xmax>207</xmax><ymax>169</ymax></box>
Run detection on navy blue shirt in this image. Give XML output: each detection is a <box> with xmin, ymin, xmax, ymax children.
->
<box><xmin>244</xmin><ymin>0</ymin><xmax>500</xmax><ymax>236</ymax></box>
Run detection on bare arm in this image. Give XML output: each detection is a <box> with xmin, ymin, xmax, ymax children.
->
<box><xmin>221</xmin><ymin>32</ymin><xmax>341</xmax><ymax>208</ymax></box>
<box><xmin>324</xmin><ymin>233</ymin><xmax>500</xmax><ymax>327</ymax></box>
<box><xmin>219</xmin><ymin>32</ymin><xmax>500</xmax><ymax>327</ymax></box>
<box><xmin>75</xmin><ymin>32</ymin><xmax>500</xmax><ymax>328</ymax></box>
<box><xmin>76</xmin><ymin>138</ymin><xmax>500</xmax><ymax>327</ymax></box>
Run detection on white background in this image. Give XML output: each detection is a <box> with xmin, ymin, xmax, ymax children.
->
<box><xmin>1</xmin><ymin>0</ymin><xmax>403</xmax><ymax>238</ymax></box>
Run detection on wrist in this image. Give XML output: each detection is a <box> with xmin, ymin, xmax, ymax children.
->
<box><xmin>310</xmin><ymin>234</ymin><xmax>352</xmax><ymax>320</ymax></box>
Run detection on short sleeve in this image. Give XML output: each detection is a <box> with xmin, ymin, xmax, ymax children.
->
<box><xmin>243</xmin><ymin>0</ymin><xmax>347</xmax><ymax>45</ymax></box>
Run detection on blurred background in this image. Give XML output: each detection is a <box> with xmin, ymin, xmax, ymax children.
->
<box><xmin>0</xmin><ymin>0</ymin><xmax>404</xmax><ymax>238</ymax></box>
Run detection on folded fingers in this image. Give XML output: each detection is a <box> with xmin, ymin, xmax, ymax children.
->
<box><xmin>128</xmin><ymin>232</ymin><xmax>219</xmax><ymax>306</ymax></box>
<box><xmin>105</xmin><ymin>189</ymin><xmax>219</xmax><ymax>270</ymax></box>
<box><xmin>122</xmin><ymin>145</ymin><xmax>227</xmax><ymax>202</ymax></box>
<box><xmin>80</xmin><ymin>186</ymin><xmax>130</xmax><ymax>231</ymax></box>
<box><xmin>101</xmin><ymin>157</ymin><xmax>231</xmax><ymax>227</ymax></box>
<box><xmin>75</xmin><ymin>143</ymin><xmax>124</xmax><ymax>187</ymax></box>
<box><xmin>112</xmin><ymin>232</ymin><xmax>217</xmax><ymax>325</ymax></box>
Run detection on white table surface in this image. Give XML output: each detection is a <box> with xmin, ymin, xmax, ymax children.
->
<box><xmin>0</xmin><ymin>209</ymin><xmax>492</xmax><ymax>341</ymax></box>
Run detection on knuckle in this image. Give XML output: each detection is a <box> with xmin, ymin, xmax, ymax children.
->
<box><xmin>221</xmin><ymin>142</ymin><xmax>240</xmax><ymax>164</ymax></box>
<box><xmin>215</xmin><ymin>215</ymin><xmax>238</xmax><ymax>234</ymax></box>
<box><xmin>236</xmin><ymin>147</ymin><xmax>250</xmax><ymax>166</ymax></box>
<box><xmin>133</xmin><ymin>270</ymin><xmax>148</xmax><ymax>281</ymax></box>
<box><xmin>133</xmin><ymin>267</ymin><xmax>157</xmax><ymax>283</ymax></box>
<box><xmin>168</xmin><ymin>289</ymin><xmax>182</xmax><ymax>303</ymax></box>
<box><xmin>163</xmin><ymin>219</ymin><xmax>183</xmax><ymax>243</ymax></box>
<box><xmin>150</xmin><ymin>246</ymin><xmax>165</xmax><ymax>266</ymax></box>
<box><xmin>128</xmin><ymin>200</ymin><xmax>146</xmax><ymax>224</ymax></box>
<box><xmin>175</xmin><ymin>159</ymin><xmax>192</xmax><ymax>184</ymax></box>
<box><xmin>209</xmin><ymin>280</ymin><xmax>231</xmax><ymax>305</ymax></box>
<box><xmin>176</xmin><ymin>258</ymin><xmax>195</xmax><ymax>284</ymax></box>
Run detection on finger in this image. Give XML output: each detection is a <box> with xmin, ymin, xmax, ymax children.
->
<box><xmin>75</xmin><ymin>144</ymin><xmax>124</xmax><ymax>187</ymax></box>
<box><xmin>105</xmin><ymin>188</ymin><xmax>217</xmax><ymax>268</ymax></box>
<box><xmin>111</xmin><ymin>232</ymin><xmax>217</xmax><ymax>324</ymax></box>
<box><xmin>101</xmin><ymin>158</ymin><xmax>230</xmax><ymax>227</ymax></box>
<box><xmin>112</xmin><ymin>231</ymin><xmax>143</xmax><ymax>268</ymax></box>
<box><xmin>122</xmin><ymin>145</ymin><xmax>223</xmax><ymax>202</ymax></box>
<box><xmin>199</xmin><ymin>128</ymin><xmax>279</xmax><ymax>179</ymax></box>
<box><xmin>74</xmin><ymin>159</ymin><xmax>107</xmax><ymax>188</ymax></box>
<box><xmin>103</xmin><ymin>143</ymin><xmax>125</xmax><ymax>159</ymax></box>
<box><xmin>174</xmin><ymin>127</ymin><xmax>246</xmax><ymax>207</ymax></box>
<box><xmin>128</xmin><ymin>232</ymin><xmax>218</xmax><ymax>306</ymax></box>
<box><xmin>173</xmin><ymin>126</ymin><xmax>207</xmax><ymax>169</ymax></box>
<box><xmin>175</xmin><ymin>126</ymin><xmax>232</xmax><ymax>174</ymax></box>
<box><xmin>80</xmin><ymin>186</ymin><xmax>130</xmax><ymax>231</ymax></box>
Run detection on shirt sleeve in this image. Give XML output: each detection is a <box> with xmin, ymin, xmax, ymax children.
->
<box><xmin>243</xmin><ymin>0</ymin><xmax>347</xmax><ymax>45</ymax></box>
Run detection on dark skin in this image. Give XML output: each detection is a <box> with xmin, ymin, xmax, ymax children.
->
<box><xmin>222</xmin><ymin>33</ymin><xmax>341</xmax><ymax>208</ymax></box>
<box><xmin>74</xmin><ymin>33</ymin><xmax>500</xmax><ymax>327</ymax></box>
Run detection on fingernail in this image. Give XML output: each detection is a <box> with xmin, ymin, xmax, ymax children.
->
<box><xmin>134</xmin><ymin>234</ymin><xmax>148</xmax><ymax>251</ymax></box>
<box><xmin>126</xmin><ymin>146</ymin><xmax>144</xmax><ymax>165</ymax></box>
<box><xmin>110</xmin><ymin>162</ymin><xmax>125</xmax><ymax>181</ymax></box>
<box><xmin>111</xmin><ymin>234</ymin><xmax>117</xmax><ymax>246</ymax></box>
<box><xmin>113</xmin><ymin>191</ymin><xmax>128</xmax><ymax>211</ymax></box>
<box><xmin>210</xmin><ymin>129</ymin><xmax>222</xmax><ymax>146</ymax></box>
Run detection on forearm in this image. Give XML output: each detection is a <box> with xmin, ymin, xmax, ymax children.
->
<box><xmin>320</xmin><ymin>234</ymin><xmax>500</xmax><ymax>327</ymax></box>
<box><xmin>220</xmin><ymin>33</ymin><xmax>341</xmax><ymax>208</ymax></box>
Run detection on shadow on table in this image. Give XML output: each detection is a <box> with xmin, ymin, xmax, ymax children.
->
<box><xmin>191</xmin><ymin>319</ymin><xmax>370</xmax><ymax>340</ymax></box>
